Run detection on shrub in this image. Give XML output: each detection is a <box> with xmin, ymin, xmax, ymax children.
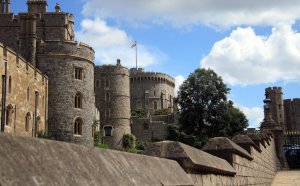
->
<box><xmin>122</xmin><ymin>134</ymin><xmax>136</xmax><ymax>149</ymax></box>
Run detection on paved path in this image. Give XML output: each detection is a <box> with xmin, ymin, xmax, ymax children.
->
<box><xmin>272</xmin><ymin>170</ymin><xmax>300</xmax><ymax>186</ymax></box>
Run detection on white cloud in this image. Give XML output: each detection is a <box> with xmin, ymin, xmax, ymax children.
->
<box><xmin>201</xmin><ymin>24</ymin><xmax>300</xmax><ymax>86</ymax></box>
<box><xmin>82</xmin><ymin>0</ymin><xmax>300</xmax><ymax>28</ymax></box>
<box><xmin>235</xmin><ymin>104</ymin><xmax>264</xmax><ymax>128</ymax></box>
<box><xmin>174</xmin><ymin>75</ymin><xmax>185</xmax><ymax>97</ymax></box>
<box><xmin>76</xmin><ymin>18</ymin><xmax>164</xmax><ymax>67</ymax></box>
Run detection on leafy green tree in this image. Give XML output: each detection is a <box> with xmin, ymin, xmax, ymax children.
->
<box><xmin>154</xmin><ymin>108</ymin><xmax>170</xmax><ymax>115</ymax></box>
<box><xmin>170</xmin><ymin>68</ymin><xmax>248</xmax><ymax>148</ymax></box>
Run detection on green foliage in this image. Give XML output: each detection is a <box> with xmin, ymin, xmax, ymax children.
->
<box><xmin>37</xmin><ymin>132</ymin><xmax>56</xmax><ymax>140</ymax></box>
<box><xmin>122</xmin><ymin>134</ymin><xmax>136</xmax><ymax>149</ymax></box>
<box><xmin>94</xmin><ymin>143</ymin><xmax>109</xmax><ymax>149</ymax></box>
<box><xmin>172</xmin><ymin>68</ymin><xmax>248</xmax><ymax>148</ymax></box>
<box><xmin>92</xmin><ymin>119</ymin><xmax>102</xmax><ymax>146</ymax></box>
<box><xmin>131</xmin><ymin>109</ymin><xmax>148</xmax><ymax>118</ymax></box>
<box><xmin>136</xmin><ymin>140</ymin><xmax>148</xmax><ymax>151</ymax></box>
<box><xmin>154</xmin><ymin>108</ymin><xmax>170</xmax><ymax>115</ymax></box>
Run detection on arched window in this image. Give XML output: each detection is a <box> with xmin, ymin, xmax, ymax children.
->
<box><xmin>27</xmin><ymin>87</ymin><xmax>30</xmax><ymax>102</ymax></box>
<box><xmin>105</xmin><ymin>93</ymin><xmax>110</xmax><ymax>102</ymax></box>
<box><xmin>105</xmin><ymin>108</ymin><xmax>110</xmax><ymax>118</ymax></box>
<box><xmin>96</xmin><ymin>80</ymin><xmax>100</xmax><ymax>88</ymax></box>
<box><xmin>105</xmin><ymin>79</ymin><xmax>110</xmax><ymax>87</ymax></box>
<box><xmin>5</xmin><ymin>105</ymin><xmax>13</xmax><ymax>127</ymax></box>
<box><xmin>25</xmin><ymin>112</ymin><xmax>31</xmax><ymax>132</ymax></box>
<box><xmin>35</xmin><ymin>91</ymin><xmax>39</xmax><ymax>109</ymax></box>
<box><xmin>153</xmin><ymin>101</ymin><xmax>158</xmax><ymax>110</ymax></box>
<box><xmin>103</xmin><ymin>126</ymin><xmax>113</xmax><ymax>136</ymax></box>
<box><xmin>35</xmin><ymin>116</ymin><xmax>41</xmax><ymax>137</ymax></box>
<box><xmin>74</xmin><ymin>118</ymin><xmax>83</xmax><ymax>135</ymax></box>
<box><xmin>8</xmin><ymin>76</ymin><xmax>12</xmax><ymax>94</ymax></box>
<box><xmin>75</xmin><ymin>92</ymin><xmax>82</xmax><ymax>109</ymax></box>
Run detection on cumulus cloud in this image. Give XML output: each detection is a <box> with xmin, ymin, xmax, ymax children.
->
<box><xmin>174</xmin><ymin>75</ymin><xmax>185</xmax><ymax>97</ymax></box>
<box><xmin>234</xmin><ymin>103</ymin><xmax>264</xmax><ymax>128</ymax></box>
<box><xmin>76</xmin><ymin>18</ymin><xmax>164</xmax><ymax>67</ymax></box>
<box><xmin>82</xmin><ymin>0</ymin><xmax>300</xmax><ymax>27</ymax></box>
<box><xmin>201</xmin><ymin>24</ymin><xmax>300</xmax><ymax>86</ymax></box>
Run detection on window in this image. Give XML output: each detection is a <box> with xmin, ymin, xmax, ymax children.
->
<box><xmin>42</xmin><ymin>96</ymin><xmax>45</xmax><ymax>111</ymax></box>
<box><xmin>74</xmin><ymin>118</ymin><xmax>83</xmax><ymax>135</ymax></box>
<box><xmin>154</xmin><ymin>91</ymin><xmax>156</xmax><ymax>97</ymax></box>
<box><xmin>75</xmin><ymin>92</ymin><xmax>82</xmax><ymax>109</ymax></box>
<box><xmin>5</xmin><ymin>105</ymin><xmax>13</xmax><ymax>127</ymax></box>
<box><xmin>105</xmin><ymin>93</ymin><xmax>110</xmax><ymax>102</ymax></box>
<box><xmin>35</xmin><ymin>91</ymin><xmax>39</xmax><ymax>109</ymax></box>
<box><xmin>27</xmin><ymin>87</ymin><xmax>30</xmax><ymax>102</ymax></box>
<box><xmin>103</xmin><ymin>126</ymin><xmax>113</xmax><ymax>136</ymax></box>
<box><xmin>105</xmin><ymin>79</ymin><xmax>110</xmax><ymax>87</ymax></box>
<box><xmin>143</xmin><ymin>123</ymin><xmax>149</xmax><ymax>130</ymax></box>
<box><xmin>105</xmin><ymin>108</ymin><xmax>110</xmax><ymax>118</ymax></box>
<box><xmin>25</xmin><ymin>112</ymin><xmax>31</xmax><ymax>132</ymax></box>
<box><xmin>8</xmin><ymin>76</ymin><xmax>12</xmax><ymax>94</ymax></box>
<box><xmin>153</xmin><ymin>101</ymin><xmax>158</xmax><ymax>110</ymax></box>
<box><xmin>96</xmin><ymin>80</ymin><xmax>100</xmax><ymax>88</ymax></box>
<box><xmin>137</xmin><ymin>101</ymin><xmax>141</xmax><ymax>109</ymax></box>
<box><xmin>74</xmin><ymin>67</ymin><xmax>83</xmax><ymax>80</ymax></box>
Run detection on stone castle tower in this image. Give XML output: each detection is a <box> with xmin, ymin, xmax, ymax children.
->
<box><xmin>0</xmin><ymin>0</ymin><xmax>95</xmax><ymax>146</ymax></box>
<box><xmin>130</xmin><ymin>68</ymin><xmax>175</xmax><ymax>115</ymax></box>
<box><xmin>265</xmin><ymin>87</ymin><xmax>285</xmax><ymax>129</ymax></box>
<box><xmin>94</xmin><ymin>60</ymin><xmax>131</xmax><ymax>148</ymax></box>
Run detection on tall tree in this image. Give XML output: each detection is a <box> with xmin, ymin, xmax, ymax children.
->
<box><xmin>170</xmin><ymin>68</ymin><xmax>248</xmax><ymax>148</ymax></box>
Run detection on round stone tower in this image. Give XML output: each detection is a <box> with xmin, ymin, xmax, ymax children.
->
<box><xmin>36</xmin><ymin>41</ymin><xmax>95</xmax><ymax>146</ymax></box>
<box><xmin>265</xmin><ymin>87</ymin><xmax>285</xmax><ymax>129</ymax></box>
<box><xmin>129</xmin><ymin>68</ymin><xmax>175</xmax><ymax>115</ymax></box>
<box><xmin>94</xmin><ymin>60</ymin><xmax>131</xmax><ymax>148</ymax></box>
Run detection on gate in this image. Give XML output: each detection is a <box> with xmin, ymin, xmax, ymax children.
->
<box><xmin>284</xmin><ymin>130</ymin><xmax>300</xmax><ymax>169</ymax></box>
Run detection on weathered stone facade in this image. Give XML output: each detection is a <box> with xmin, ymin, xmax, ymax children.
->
<box><xmin>0</xmin><ymin>0</ymin><xmax>95</xmax><ymax>146</ymax></box>
<box><xmin>130</xmin><ymin>68</ymin><xmax>175</xmax><ymax>114</ymax></box>
<box><xmin>94</xmin><ymin>60</ymin><xmax>131</xmax><ymax>148</ymax></box>
<box><xmin>0</xmin><ymin>43</ymin><xmax>48</xmax><ymax>137</ymax></box>
<box><xmin>265</xmin><ymin>87</ymin><xmax>300</xmax><ymax>131</ymax></box>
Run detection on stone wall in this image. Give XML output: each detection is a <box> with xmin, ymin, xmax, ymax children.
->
<box><xmin>37</xmin><ymin>41</ymin><xmax>95</xmax><ymax>146</ymax></box>
<box><xmin>131</xmin><ymin>116</ymin><xmax>169</xmax><ymax>142</ymax></box>
<box><xmin>284</xmin><ymin>98</ymin><xmax>300</xmax><ymax>131</ymax></box>
<box><xmin>0</xmin><ymin>43</ymin><xmax>48</xmax><ymax>137</ymax></box>
<box><xmin>0</xmin><ymin>133</ymin><xmax>194</xmax><ymax>186</ymax></box>
<box><xmin>146</xmin><ymin>132</ymin><xmax>281</xmax><ymax>186</ymax></box>
<box><xmin>130</xmin><ymin>68</ymin><xmax>175</xmax><ymax>114</ymax></box>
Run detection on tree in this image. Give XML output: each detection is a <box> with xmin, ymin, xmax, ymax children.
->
<box><xmin>170</xmin><ymin>68</ymin><xmax>248</xmax><ymax>148</ymax></box>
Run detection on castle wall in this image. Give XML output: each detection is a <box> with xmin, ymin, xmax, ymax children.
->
<box><xmin>131</xmin><ymin>116</ymin><xmax>169</xmax><ymax>142</ymax></box>
<box><xmin>94</xmin><ymin>62</ymin><xmax>131</xmax><ymax>148</ymax></box>
<box><xmin>130</xmin><ymin>68</ymin><xmax>175</xmax><ymax>115</ymax></box>
<box><xmin>0</xmin><ymin>43</ymin><xmax>48</xmax><ymax>137</ymax></box>
<box><xmin>36</xmin><ymin>41</ymin><xmax>95</xmax><ymax>146</ymax></box>
<box><xmin>284</xmin><ymin>98</ymin><xmax>300</xmax><ymax>131</ymax></box>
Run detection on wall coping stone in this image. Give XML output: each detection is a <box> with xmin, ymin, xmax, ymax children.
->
<box><xmin>0</xmin><ymin>133</ymin><xmax>194</xmax><ymax>186</ymax></box>
<box><xmin>232</xmin><ymin>134</ymin><xmax>260</xmax><ymax>154</ymax></box>
<box><xmin>202</xmin><ymin>137</ymin><xmax>253</xmax><ymax>165</ymax></box>
<box><xmin>144</xmin><ymin>141</ymin><xmax>236</xmax><ymax>176</ymax></box>
<box><xmin>247</xmin><ymin>134</ymin><xmax>263</xmax><ymax>152</ymax></box>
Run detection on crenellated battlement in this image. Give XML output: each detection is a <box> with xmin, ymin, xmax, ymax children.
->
<box><xmin>95</xmin><ymin>63</ymin><xmax>129</xmax><ymax>76</ymax></box>
<box><xmin>265</xmin><ymin>86</ymin><xmax>283</xmax><ymax>94</ymax></box>
<box><xmin>130</xmin><ymin>68</ymin><xmax>175</xmax><ymax>87</ymax></box>
<box><xmin>37</xmin><ymin>40</ymin><xmax>94</xmax><ymax>63</ymax></box>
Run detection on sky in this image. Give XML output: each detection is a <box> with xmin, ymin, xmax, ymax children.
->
<box><xmin>12</xmin><ymin>0</ymin><xmax>300</xmax><ymax>128</ymax></box>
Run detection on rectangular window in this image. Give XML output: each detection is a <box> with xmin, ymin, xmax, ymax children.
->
<box><xmin>74</xmin><ymin>67</ymin><xmax>83</xmax><ymax>80</ymax></box>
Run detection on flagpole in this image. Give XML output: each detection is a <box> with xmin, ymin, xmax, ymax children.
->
<box><xmin>135</xmin><ymin>41</ymin><xmax>138</xmax><ymax>70</ymax></box>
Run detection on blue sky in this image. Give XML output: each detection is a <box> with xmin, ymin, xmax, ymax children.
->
<box><xmin>13</xmin><ymin>0</ymin><xmax>300</xmax><ymax>128</ymax></box>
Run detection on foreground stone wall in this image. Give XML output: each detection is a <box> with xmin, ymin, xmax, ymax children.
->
<box><xmin>0</xmin><ymin>133</ymin><xmax>194</xmax><ymax>186</ymax></box>
<box><xmin>146</xmin><ymin>133</ymin><xmax>282</xmax><ymax>186</ymax></box>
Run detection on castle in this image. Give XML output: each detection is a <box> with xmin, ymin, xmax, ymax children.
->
<box><xmin>0</xmin><ymin>0</ymin><xmax>175</xmax><ymax>148</ymax></box>
<box><xmin>264</xmin><ymin>87</ymin><xmax>300</xmax><ymax>131</ymax></box>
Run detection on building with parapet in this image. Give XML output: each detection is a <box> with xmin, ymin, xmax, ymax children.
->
<box><xmin>130</xmin><ymin>68</ymin><xmax>175</xmax><ymax>115</ymax></box>
<box><xmin>0</xmin><ymin>0</ymin><xmax>96</xmax><ymax>146</ymax></box>
<box><xmin>264</xmin><ymin>87</ymin><xmax>300</xmax><ymax>131</ymax></box>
